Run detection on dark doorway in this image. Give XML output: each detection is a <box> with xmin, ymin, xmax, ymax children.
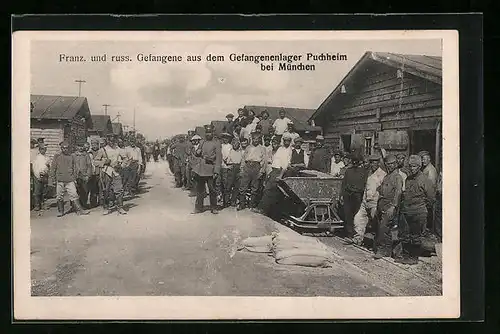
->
<box><xmin>341</xmin><ymin>134</ymin><xmax>351</xmax><ymax>153</ymax></box>
<box><xmin>410</xmin><ymin>129</ymin><xmax>436</xmax><ymax>161</ymax></box>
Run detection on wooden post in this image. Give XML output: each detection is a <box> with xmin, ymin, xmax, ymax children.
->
<box><xmin>435</xmin><ymin>120</ymin><xmax>441</xmax><ymax>172</ymax></box>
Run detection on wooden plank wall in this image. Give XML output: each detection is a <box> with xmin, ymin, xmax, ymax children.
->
<box><xmin>322</xmin><ymin>65</ymin><xmax>442</xmax><ymax>153</ymax></box>
<box><xmin>30</xmin><ymin>122</ymin><xmax>64</xmax><ymax>158</ymax></box>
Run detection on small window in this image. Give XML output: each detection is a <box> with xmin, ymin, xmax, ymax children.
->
<box><xmin>364</xmin><ymin>137</ymin><xmax>372</xmax><ymax>155</ymax></box>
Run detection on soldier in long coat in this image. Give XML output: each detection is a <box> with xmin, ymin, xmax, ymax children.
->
<box><xmin>191</xmin><ymin>125</ymin><xmax>222</xmax><ymax>214</ymax></box>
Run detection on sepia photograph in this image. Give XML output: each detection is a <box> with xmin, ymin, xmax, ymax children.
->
<box><xmin>12</xmin><ymin>30</ymin><xmax>460</xmax><ymax>320</ymax></box>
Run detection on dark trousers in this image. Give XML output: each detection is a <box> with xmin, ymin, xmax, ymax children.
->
<box><xmin>173</xmin><ymin>158</ymin><xmax>186</xmax><ymax>187</ymax></box>
<box><xmin>219</xmin><ymin>168</ymin><xmax>230</xmax><ymax>205</ymax></box>
<box><xmin>33</xmin><ymin>175</ymin><xmax>48</xmax><ymax>208</ymax></box>
<box><xmin>153</xmin><ymin>152</ymin><xmax>159</xmax><ymax>162</ymax></box>
<box><xmin>400</xmin><ymin>211</ymin><xmax>427</xmax><ymax>246</ymax></box>
<box><xmin>167</xmin><ymin>154</ymin><xmax>174</xmax><ymax>173</ymax></box>
<box><xmin>88</xmin><ymin>174</ymin><xmax>101</xmax><ymax>208</ymax></box>
<box><xmin>76</xmin><ymin>177</ymin><xmax>89</xmax><ymax>208</ymax></box>
<box><xmin>258</xmin><ymin>168</ymin><xmax>281</xmax><ymax>214</ymax></box>
<box><xmin>239</xmin><ymin>161</ymin><xmax>262</xmax><ymax>208</ymax></box>
<box><xmin>195</xmin><ymin>174</ymin><xmax>216</xmax><ymax>211</ymax></box>
<box><xmin>123</xmin><ymin>162</ymin><xmax>138</xmax><ymax>193</ymax></box>
<box><xmin>186</xmin><ymin>164</ymin><xmax>193</xmax><ymax>190</ymax></box>
<box><xmin>343</xmin><ymin>191</ymin><xmax>364</xmax><ymax>238</ymax></box>
<box><xmin>374</xmin><ymin>207</ymin><xmax>397</xmax><ymax>256</ymax></box>
<box><xmin>224</xmin><ymin>165</ymin><xmax>240</xmax><ymax>206</ymax></box>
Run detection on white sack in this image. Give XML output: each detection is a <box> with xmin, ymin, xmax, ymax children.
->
<box><xmin>275</xmin><ymin>248</ymin><xmax>333</xmax><ymax>268</ymax></box>
<box><xmin>241</xmin><ymin>235</ymin><xmax>273</xmax><ymax>253</ymax></box>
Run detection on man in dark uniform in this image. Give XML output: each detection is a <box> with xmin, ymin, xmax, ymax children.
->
<box><xmin>188</xmin><ymin>134</ymin><xmax>202</xmax><ymax>197</ymax></box>
<box><xmin>341</xmin><ymin>152</ymin><xmax>368</xmax><ymax>240</ymax></box>
<box><xmin>308</xmin><ymin>135</ymin><xmax>331</xmax><ymax>173</ymax></box>
<box><xmin>222</xmin><ymin>113</ymin><xmax>235</xmax><ymax>135</ymax></box>
<box><xmin>192</xmin><ymin>125</ymin><xmax>221</xmax><ymax>214</ymax></box>
<box><xmin>373</xmin><ymin>155</ymin><xmax>404</xmax><ymax>259</ymax></box>
<box><xmin>397</xmin><ymin>155</ymin><xmax>436</xmax><ymax>265</ymax></box>
<box><xmin>185</xmin><ymin>130</ymin><xmax>195</xmax><ymax>191</ymax></box>
<box><xmin>171</xmin><ymin>135</ymin><xmax>188</xmax><ymax>188</ymax></box>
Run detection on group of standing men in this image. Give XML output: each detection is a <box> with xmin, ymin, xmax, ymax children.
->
<box><xmin>341</xmin><ymin>149</ymin><xmax>441</xmax><ymax>265</ymax></box>
<box><xmin>165</xmin><ymin>107</ymin><xmax>442</xmax><ymax>265</ymax></box>
<box><xmin>30</xmin><ymin>134</ymin><xmax>146</xmax><ymax>217</ymax></box>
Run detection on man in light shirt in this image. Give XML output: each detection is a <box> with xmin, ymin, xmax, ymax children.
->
<box><xmin>330</xmin><ymin>151</ymin><xmax>345</xmax><ymax>177</ymax></box>
<box><xmin>126</xmin><ymin>138</ymin><xmax>144</xmax><ymax>195</ymax></box>
<box><xmin>281</xmin><ymin>122</ymin><xmax>300</xmax><ymax>146</ymax></box>
<box><xmin>272</xmin><ymin>108</ymin><xmax>292</xmax><ymax>140</ymax></box>
<box><xmin>88</xmin><ymin>138</ymin><xmax>103</xmax><ymax>208</ymax></box>
<box><xmin>32</xmin><ymin>144</ymin><xmax>51</xmax><ymax>212</ymax></box>
<box><xmin>256</xmin><ymin>136</ymin><xmax>293</xmax><ymax>216</ymax></box>
<box><xmin>220</xmin><ymin>133</ymin><xmax>233</xmax><ymax>207</ymax></box>
<box><xmin>352</xmin><ymin>154</ymin><xmax>387</xmax><ymax>245</ymax></box>
<box><xmin>94</xmin><ymin>135</ymin><xmax>127</xmax><ymax>215</ymax></box>
<box><xmin>224</xmin><ymin>138</ymin><xmax>243</xmax><ymax>207</ymax></box>
<box><xmin>238</xmin><ymin>133</ymin><xmax>267</xmax><ymax>210</ymax></box>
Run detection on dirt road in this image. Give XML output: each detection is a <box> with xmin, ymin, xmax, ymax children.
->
<box><xmin>30</xmin><ymin>160</ymin><xmax>440</xmax><ymax>297</ymax></box>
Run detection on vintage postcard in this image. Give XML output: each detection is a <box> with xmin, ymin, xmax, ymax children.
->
<box><xmin>12</xmin><ymin>30</ymin><xmax>460</xmax><ymax>320</ymax></box>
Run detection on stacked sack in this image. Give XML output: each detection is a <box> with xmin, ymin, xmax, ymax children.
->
<box><xmin>239</xmin><ymin>231</ymin><xmax>334</xmax><ymax>268</ymax></box>
<box><xmin>271</xmin><ymin>232</ymin><xmax>334</xmax><ymax>268</ymax></box>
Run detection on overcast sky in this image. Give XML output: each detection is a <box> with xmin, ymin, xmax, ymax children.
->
<box><xmin>31</xmin><ymin>39</ymin><xmax>441</xmax><ymax>140</ymax></box>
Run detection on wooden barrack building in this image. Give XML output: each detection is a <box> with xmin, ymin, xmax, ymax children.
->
<box><xmin>30</xmin><ymin>94</ymin><xmax>93</xmax><ymax>157</ymax></box>
<box><xmin>309</xmin><ymin>51</ymin><xmax>442</xmax><ymax>170</ymax></box>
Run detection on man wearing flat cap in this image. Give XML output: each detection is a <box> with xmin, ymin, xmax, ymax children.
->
<box><xmin>187</xmin><ymin>134</ymin><xmax>202</xmax><ymax>197</ymax></box>
<box><xmin>373</xmin><ymin>155</ymin><xmax>403</xmax><ymax>259</ymax></box>
<box><xmin>352</xmin><ymin>154</ymin><xmax>387</xmax><ymax>245</ymax></box>
<box><xmin>397</xmin><ymin>154</ymin><xmax>436</xmax><ymax>264</ymax></box>
<box><xmin>341</xmin><ymin>152</ymin><xmax>368</xmax><ymax>240</ymax></box>
<box><xmin>223</xmin><ymin>113</ymin><xmax>235</xmax><ymax>135</ymax></box>
<box><xmin>287</xmin><ymin>136</ymin><xmax>308</xmax><ymax>176</ymax></box>
<box><xmin>192</xmin><ymin>125</ymin><xmax>222</xmax><ymax>214</ymax></box>
<box><xmin>308</xmin><ymin>135</ymin><xmax>330</xmax><ymax>173</ymax></box>
<box><xmin>259</xmin><ymin>109</ymin><xmax>273</xmax><ymax>136</ymax></box>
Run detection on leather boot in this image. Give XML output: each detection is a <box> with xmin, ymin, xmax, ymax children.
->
<box><xmin>57</xmin><ymin>200</ymin><xmax>65</xmax><ymax>217</ymax></box>
<box><xmin>73</xmin><ymin>201</ymin><xmax>89</xmax><ymax>215</ymax></box>
<box><xmin>33</xmin><ymin>196</ymin><xmax>41</xmax><ymax>211</ymax></box>
<box><xmin>116</xmin><ymin>194</ymin><xmax>127</xmax><ymax>215</ymax></box>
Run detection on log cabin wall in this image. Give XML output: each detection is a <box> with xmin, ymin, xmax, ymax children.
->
<box><xmin>30</xmin><ymin>121</ymin><xmax>65</xmax><ymax>158</ymax></box>
<box><xmin>321</xmin><ymin>62</ymin><xmax>442</xmax><ymax>169</ymax></box>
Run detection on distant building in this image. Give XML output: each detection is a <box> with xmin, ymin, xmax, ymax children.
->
<box><xmin>88</xmin><ymin>115</ymin><xmax>113</xmax><ymax>144</ymax></box>
<box><xmin>309</xmin><ymin>51</ymin><xmax>442</xmax><ymax>169</ymax></box>
<box><xmin>30</xmin><ymin>94</ymin><xmax>93</xmax><ymax>157</ymax></box>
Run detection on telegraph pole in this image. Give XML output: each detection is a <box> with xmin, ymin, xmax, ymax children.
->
<box><xmin>102</xmin><ymin>104</ymin><xmax>111</xmax><ymax>116</ymax></box>
<box><xmin>75</xmin><ymin>79</ymin><xmax>86</xmax><ymax>97</ymax></box>
<box><xmin>133</xmin><ymin>107</ymin><xmax>136</xmax><ymax>132</ymax></box>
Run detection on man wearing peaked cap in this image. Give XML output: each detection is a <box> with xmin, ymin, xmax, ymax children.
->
<box><xmin>372</xmin><ymin>154</ymin><xmax>402</xmax><ymax>259</ymax></box>
<box><xmin>186</xmin><ymin>134</ymin><xmax>202</xmax><ymax>196</ymax></box>
<box><xmin>192</xmin><ymin>123</ymin><xmax>222</xmax><ymax>214</ymax></box>
<box><xmin>224</xmin><ymin>114</ymin><xmax>235</xmax><ymax>134</ymax></box>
